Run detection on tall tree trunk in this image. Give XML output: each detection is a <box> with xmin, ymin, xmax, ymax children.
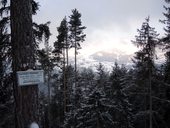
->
<box><xmin>66</xmin><ymin>37</ymin><xmax>69</xmax><ymax>68</ymax></box>
<box><xmin>11</xmin><ymin>0</ymin><xmax>39</xmax><ymax>127</ymax></box>
<box><xmin>46</xmin><ymin>44</ymin><xmax>51</xmax><ymax>128</ymax></box>
<box><xmin>74</xmin><ymin>38</ymin><xmax>78</xmax><ymax>112</ymax></box>
<box><xmin>63</xmin><ymin>47</ymin><xmax>67</xmax><ymax>113</ymax></box>
<box><xmin>74</xmin><ymin>29</ymin><xmax>77</xmax><ymax>100</ymax></box>
<box><xmin>65</xmin><ymin>36</ymin><xmax>68</xmax><ymax>113</ymax></box>
<box><xmin>75</xmin><ymin>40</ymin><xmax>77</xmax><ymax>84</ymax></box>
<box><xmin>74</xmin><ymin>35</ymin><xmax>77</xmax><ymax>128</ymax></box>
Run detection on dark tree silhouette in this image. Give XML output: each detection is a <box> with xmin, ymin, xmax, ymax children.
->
<box><xmin>132</xmin><ymin>17</ymin><xmax>159</xmax><ymax>128</ymax></box>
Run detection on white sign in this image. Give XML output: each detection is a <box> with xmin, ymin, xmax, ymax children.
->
<box><xmin>17</xmin><ymin>70</ymin><xmax>44</xmax><ymax>86</ymax></box>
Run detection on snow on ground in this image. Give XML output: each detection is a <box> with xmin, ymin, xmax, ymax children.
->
<box><xmin>30</xmin><ymin>122</ymin><xmax>39</xmax><ymax>128</ymax></box>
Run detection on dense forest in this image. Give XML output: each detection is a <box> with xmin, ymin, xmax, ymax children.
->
<box><xmin>1</xmin><ymin>0</ymin><xmax>170</xmax><ymax>128</ymax></box>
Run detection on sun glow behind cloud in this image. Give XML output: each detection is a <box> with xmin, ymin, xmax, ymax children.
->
<box><xmin>79</xmin><ymin>24</ymin><xmax>138</xmax><ymax>58</ymax></box>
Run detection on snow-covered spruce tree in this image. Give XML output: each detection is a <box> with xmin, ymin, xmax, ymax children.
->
<box><xmin>50</xmin><ymin>72</ymin><xmax>66</xmax><ymax>128</ymax></box>
<box><xmin>64</xmin><ymin>86</ymin><xmax>116</xmax><ymax>128</ymax></box>
<box><xmin>64</xmin><ymin>63</ymin><xmax>133</xmax><ymax>128</ymax></box>
<box><xmin>79</xmin><ymin>67</ymin><xmax>96</xmax><ymax>97</ymax></box>
<box><xmin>96</xmin><ymin>63</ymin><xmax>110</xmax><ymax>89</ymax></box>
<box><xmin>64</xmin><ymin>64</ymin><xmax>113</xmax><ymax>128</ymax></box>
<box><xmin>109</xmin><ymin>62</ymin><xmax>127</xmax><ymax>98</ymax></box>
<box><xmin>109</xmin><ymin>62</ymin><xmax>134</xmax><ymax>128</ymax></box>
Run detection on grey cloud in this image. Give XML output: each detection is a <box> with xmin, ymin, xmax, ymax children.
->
<box><xmin>36</xmin><ymin>0</ymin><xmax>164</xmax><ymax>28</ymax></box>
<box><xmin>35</xmin><ymin>0</ymin><xmax>165</xmax><ymax>45</ymax></box>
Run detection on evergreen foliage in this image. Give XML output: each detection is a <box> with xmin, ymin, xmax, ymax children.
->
<box><xmin>69</xmin><ymin>9</ymin><xmax>86</xmax><ymax>51</ymax></box>
<box><xmin>0</xmin><ymin>1</ymin><xmax>13</xmax><ymax>127</ymax></box>
<box><xmin>64</xmin><ymin>87</ymin><xmax>116</xmax><ymax>128</ymax></box>
<box><xmin>53</xmin><ymin>17</ymin><xmax>69</xmax><ymax>65</ymax></box>
<box><xmin>110</xmin><ymin>62</ymin><xmax>134</xmax><ymax>128</ymax></box>
<box><xmin>68</xmin><ymin>8</ymin><xmax>86</xmax><ymax>86</ymax></box>
<box><xmin>131</xmin><ymin>17</ymin><xmax>168</xmax><ymax>128</ymax></box>
<box><xmin>160</xmin><ymin>1</ymin><xmax>170</xmax><ymax>127</ymax></box>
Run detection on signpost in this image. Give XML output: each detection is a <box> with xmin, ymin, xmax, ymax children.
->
<box><xmin>16</xmin><ymin>69</ymin><xmax>44</xmax><ymax>127</ymax></box>
<box><xmin>17</xmin><ymin>70</ymin><xmax>44</xmax><ymax>86</ymax></box>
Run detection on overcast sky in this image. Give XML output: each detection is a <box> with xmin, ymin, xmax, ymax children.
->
<box><xmin>34</xmin><ymin>0</ymin><xmax>166</xmax><ymax>67</ymax></box>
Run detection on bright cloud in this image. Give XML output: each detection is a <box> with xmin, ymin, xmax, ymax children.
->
<box><xmin>80</xmin><ymin>25</ymin><xmax>138</xmax><ymax>57</ymax></box>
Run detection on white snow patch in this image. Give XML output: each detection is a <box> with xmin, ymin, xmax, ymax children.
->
<box><xmin>30</xmin><ymin>122</ymin><xmax>39</xmax><ymax>128</ymax></box>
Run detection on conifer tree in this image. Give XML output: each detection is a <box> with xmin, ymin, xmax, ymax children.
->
<box><xmin>68</xmin><ymin>8</ymin><xmax>86</xmax><ymax>86</ymax></box>
<box><xmin>79</xmin><ymin>67</ymin><xmax>96</xmax><ymax>96</ymax></box>
<box><xmin>160</xmin><ymin>0</ymin><xmax>170</xmax><ymax>83</ymax></box>
<box><xmin>53</xmin><ymin>17</ymin><xmax>70</xmax><ymax>113</ymax></box>
<box><xmin>64</xmin><ymin>86</ymin><xmax>116</xmax><ymax>128</ymax></box>
<box><xmin>132</xmin><ymin>17</ymin><xmax>159</xmax><ymax>128</ymax></box>
<box><xmin>110</xmin><ymin>62</ymin><xmax>134</xmax><ymax>128</ymax></box>
<box><xmin>160</xmin><ymin>1</ymin><xmax>170</xmax><ymax>127</ymax></box>
<box><xmin>96</xmin><ymin>63</ymin><xmax>108</xmax><ymax>87</ymax></box>
<box><xmin>51</xmin><ymin>65</ymin><xmax>75</xmax><ymax>128</ymax></box>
